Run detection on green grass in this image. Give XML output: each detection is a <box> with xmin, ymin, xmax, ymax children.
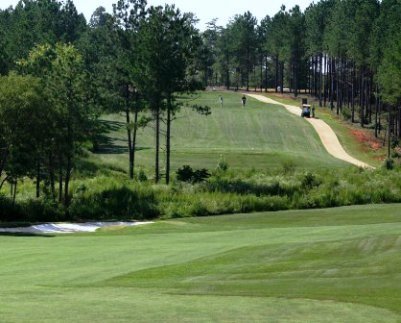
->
<box><xmin>264</xmin><ymin>92</ymin><xmax>385</xmax><ymax>167</ymax></box>
<box><xmin>92</xmin><ymin>91</ymin><xmax>347</xmax><ymax>174</ymax></box>
<box><xmin>1</xmin><ymin>204</ymin><xmax>401</xmax><ymax>322</ymax></box>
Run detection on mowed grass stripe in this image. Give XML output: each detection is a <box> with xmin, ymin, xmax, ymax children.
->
<box><xmin>1</xmin><ymin>205</ymin><xmax>401</xmax><ymax>321</ymax></box>
<box><xmin>94</xmin><ymin>91</ymin><xmax>347</xmax><ymax>172</ymax></box>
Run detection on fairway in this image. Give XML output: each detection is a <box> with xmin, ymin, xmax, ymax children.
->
<box><xmin>94</xmin><ymin>91</ymin><xmax>347</xmax><ymax>172</ymax></box>
<box><xmin>1</xmin><ymin>204</ymin><xmax>401</xmax><ymax>322</ymax></box>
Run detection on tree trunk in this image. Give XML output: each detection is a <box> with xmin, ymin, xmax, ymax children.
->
<box><xmin>360</xmin><ymin>70</ymin><xmax>364</xmax><ymax>127</ymax></box>
<box><xmin>12</xmin><ymin>180</ymin><xmax>17</xmax><ymax>204</ymax></box>
<box><xmin>264</xmin><ymin>57</ymin><xmax>268</xmax><ymax>92</ymax></box>
<box><xmin>388</xmin><ymin>111</ymin><xmax>392</xmax><ymax>159</ymax></box>
<box><xmin>319</xmin><ymin>53</ymin><xmax>323</xmax><ymax>107</ymax></box>
<box><xmin>49</xmin><ymin>153</ymin><xmax>56</xmax><ymax>199</ymax></box>
<box><xmin>280</xmin><ymin>62</ymin><xmax>284</xmax><ymax>94</ymax></box>
<box><xmin>375</xmin><ymin>83</ymin><xmax>379</xmax><ymax>137</ymax></box>
<box><xmin>0</xmin><ymin>175</ymin><xmax>8</xmax><ymax>191</ymax></box>
<box><xmin>330</xmin><ymin>57</ymin><xmax>334</xmax><ymax>111</ymax></box>
<box><xmin>351</xmin><ymin>63</ymin><xmax>356</xmax><ymax>123</ymax></box>
<box><xmin>0</xmin><ymin>148</ymin><xmax>8</xmax><ymax>180</ymax></box>
<box><xmin>275</xmin><ymin>55</ymin><xmax>279</xmax><ymax>92</ymax></box>
<box><xmin>125</xmin><ymin>85</ymin><xmax>134</xmax><ymax>179</ymax></box>
<box><xmin>132</xmin><ymin>104</ymin><xmax>139</xmax><ymax>178</ymax></box>
<box><xmin>260</xmin><ymin>55</ymin><xmax>263</xmax><ymax>92</ymax></box>
<box><xmin>58</xmin><ymin>155</ymin><xmax>63</xmax><ymax>203</ymax></box>
<box><xmin>166</xmin><ymin>98</ymin><xmax>172</xmax><ymax>185</ymax></box>
<box><xmin>64</xmin><ymin>155</ymin><xmax>72</xmax><ymax>208</ymax></box>
<box><xmin>155</xmin><ymin>107</ymin><xmax>160</xmax><ymax>183</ymax></box>
<box><xmin>225</xmin><ymin>55</ymin><xmax>230</xmax><ymax>90</ymax></box>
<box><xmin>36</xmin><ymin>160</ymin><xmax>40</xmax><ymax>198</ymax></box>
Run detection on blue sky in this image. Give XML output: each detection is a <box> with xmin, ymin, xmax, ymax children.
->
<box><xmin>1</xmin><ymin>0</ymin><xmax>315</xmax><ymax>29</ymax></box>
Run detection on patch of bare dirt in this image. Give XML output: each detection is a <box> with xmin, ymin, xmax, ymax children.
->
<box><xmin>350</xmin><ymin>129</ymin><xmax>383</xmax><ymax>151</ymax></box>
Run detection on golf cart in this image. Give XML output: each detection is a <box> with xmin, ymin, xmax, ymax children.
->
<box><xmin>301</xmin><ymin>98</ymin><xmax>311</xmax><ymax>118</ymax></box>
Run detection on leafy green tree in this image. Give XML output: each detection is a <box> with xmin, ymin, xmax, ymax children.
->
<box><xmin>228</xmin><ymin>11</ymin><xmax>258</xmax><ymax>91</ymax></box>
<box><xmin>112</xmin><ymin>0</ymin><xmax>148</xmax><ymax>180</ymax></box>
<box><xmin>266</xmin><ymin>6</ymin><xmax>289</xmax><ymax>93</ymax></box>
<box><xmin>197</xmin><ymin>19</ymin><xmax>219</xmax><ymax>87</ymax></box>
<box><xmin>378</xmin><ymin>30</ymin><xmax>401</xmax><ymax>106</ymax></box>
<box><xmin>135</xmin><ymin>5</ymin><xmax>201</xmax><ymax>184</ymax></box>
<box><xmin>287</xmin><ymin>5</ymin><xmax>307</xmax><ymax>97</ymax></box>
<box><xmin>59</xmin><ymin>0</ymin><xmax>87</xmax><ymax>43</ymax></box>
<box><xmin>0</xmin><ymin>74</ymin><xmax>51</xmax><ymax>195</ymax></box>
<box><xmin>0</xmin><ymin>8</ymin><xmax>12</xmax><ymax>74</ymax></box>
<box><xmin>77</xmin><ymin>7</ymin><xmax>117</xmax><ymax>152</ymax></box>
<box><xmin>20</xmin><ymin>43</ymin><xmax>90</xmax><ymax>205</ymax></box>
<box><xmin>256</xmin><ymin>15</ymin><xmax>271</xmax><ymax>92</ymax></box>
<box><xmin>305</xmin><ymin>0</ymin><xmax>335</xmax><ymax>105</ymax></box>
<box><xmin>47</xmin><ymin>44</ymin><xmax>89</xmax><ymax>206</ymax></box>
<box><xmin>216</xmin><ymin>25</ymin><xmax>235</xmax><ymax>89</ymax></box>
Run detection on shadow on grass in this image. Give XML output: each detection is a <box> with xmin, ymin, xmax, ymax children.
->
<box><xmin>93</xmin><ymin>120</ymin><xmax>152</xmax><ymax>155</ymax></box>
<box><xmin>0</xmin><ymin>232</ymin><xmax>55</xmax><ymax>238</ymax></box>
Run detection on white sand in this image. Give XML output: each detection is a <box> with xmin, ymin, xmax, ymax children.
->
<box><xmin>0</xmin><ymin>221</ymin><xmax>153</xmax><ymax>234</ymax></box>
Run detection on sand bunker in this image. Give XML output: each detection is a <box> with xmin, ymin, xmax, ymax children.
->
<box><xmin>0</xmin><ymin>221</ymin><xmax>153</xmax><ymax>234</ymax></box>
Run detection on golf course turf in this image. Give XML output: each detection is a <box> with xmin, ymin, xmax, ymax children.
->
<box><xmin>1</xmin><ymin>204</ymin><xmax>401</xmax><ymax>322</ymax></box>
<box><xmin>93</xmin><ymin>91</ymin><xmax>347</xmax><ymax>172</ymax></box>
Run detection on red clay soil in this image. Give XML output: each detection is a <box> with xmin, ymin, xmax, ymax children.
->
<box><xmin>350</xmin><ymin>129</ymin><xmax>383</xmax><ymax>151</ymax></box>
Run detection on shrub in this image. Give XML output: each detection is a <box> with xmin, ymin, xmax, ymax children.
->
<box><xmin>176</xmin><ymin>165</ymin><xmax>210</xmax><ymax>183</ymax></box>
<box><xmin>341</xmin><ymin>107</ymin><xmax>352</xmax><ymax>120</ymax></box>
<box><xmin>176</xmin><ymin>165</ymin><xmax>195</xmax><ymax>182</ymax></box>
<box><xmin>281</xmin><ymin>160</ymin><xmax>296</xmax><ymax>175</ymax></box>
<box><xmin>0</xmin><ymin>194</ymin><xmax>23</xmax><ymax>222</ymax></box>
<box><xmin>301</xmin><ymin>172</ymin><xmax>320</xmax><ymax>190</ymax></box>
<box><xmin>21</xmin><ymin>198</ymin><xmax>64</xmax><ymax>222</ymax></box>
<box><xmin>69</xmin><ymin>178</ymin><xmax>159</xmax><ymax>220</ymax></box>
<box><xmin>137</xmin><ymin>168</ymin><xmax>148</xmax><ymax>182</ymax></box>
<box><xmin>216</xmin><ymin>158</ymin><xmax>229</xmax><ymax>172</ymax></box>
<box><xmin>0</xmin><ymin>194</ymin><xmax>64</xmax><ymax>223</ymax></box>
<box><xmin>384</xmin><ymin>158</ymin><xmax>394</xmax><ymax>170</ymax></box>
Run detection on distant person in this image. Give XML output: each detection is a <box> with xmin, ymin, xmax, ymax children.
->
<box><xmin>242</xmin><ymin>95</ymin><xmax>247</xmax><ymax>107</ymax></box>
<box><xmin>312</xmin><ymin>105</ymin><xmax>315</xmax><ymax>118</ymax></box>
<box><xmin>219</xmin><ymin>95</ymin><xmax>223</xmax><ymax>107</ymax></box>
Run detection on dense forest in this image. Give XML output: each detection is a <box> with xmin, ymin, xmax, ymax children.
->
<box><xmin>1</xmin><ymin>0</ymin><xmax>401</xmax><ymax>220</ymax></box>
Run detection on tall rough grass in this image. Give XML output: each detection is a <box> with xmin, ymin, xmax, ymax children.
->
<box><xmin>2</xmin><ymin>167</ymin><xmax>401</xmax><ymax>223</ymax></box>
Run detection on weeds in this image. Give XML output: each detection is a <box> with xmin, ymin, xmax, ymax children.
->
<box><xmin>2</xmin><ymin>167</ymin><xmax>401</xmax><ymax>222</ymax></box>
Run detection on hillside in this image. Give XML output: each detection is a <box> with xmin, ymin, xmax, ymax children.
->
<box><xmin>91</xmin><ymin>91</ymin><xmax>347</xmax><ymax>174</ymax></box>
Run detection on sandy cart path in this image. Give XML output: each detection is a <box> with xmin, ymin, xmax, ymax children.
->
<box><xmin>246</xmin><ymin>93</ymin><xmax>373</xmax><ymax>169</ymax></box>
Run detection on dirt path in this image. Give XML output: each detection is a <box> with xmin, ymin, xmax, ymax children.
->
<box><xmin>246</xmin><ymin>93</ymin><xmax>373</xmax><ymax>169</ymax></box>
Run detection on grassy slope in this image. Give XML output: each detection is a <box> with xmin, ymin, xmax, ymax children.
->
<box><xmin>1</xmin><ymin>204</ymin><xmax>401</xmax><ymax>322</ymax></box>
<box><xmin>92</xmin><ymin>91</ymin><xmax>347</xmax><ymax>174</ymax></box>
<box><xmin>264</xmin><ymin>92</ymin><xmax>386</xmax><ymax>167</ymax></box>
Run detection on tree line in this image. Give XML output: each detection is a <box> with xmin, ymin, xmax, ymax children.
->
<box><xmin>200</xmin><ymin>0</ymin><xmax>401</xmax><ymax>151</ymax></box>
<box><xmin>0</xmin><ymin>0</ymin><xmax>205</xmax><ymax>208</ymax></box>
<box><xmin>1</xmin><ymin>0</ymin><xmax>401</xmax><ymax>208</ymax></box>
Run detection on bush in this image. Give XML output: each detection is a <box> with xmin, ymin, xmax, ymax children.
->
<box><xmin>0</xmin><ymin>194</ymin><xmax>64</xmax><ymax>223</ymax></box>
<box><xmin>69</xmin><ymin>177</ymin><xmax>159</xmax><ymax>220</ymax></box>
<box><xmin>384</xmin><ymin>158</ymin><xmax>394</xmax><ymax>170</ymax></box>
<box><xmin>216</xmin><ymin>158</ymin><xmax>229</xmax><ymax>172</ymax></box>
<box><xmin>69</xmin><ymin>181</ymin><xmax>159</xmax><ymax>220</ymax></box>
<box><xmin>176</xmin><ymin>165</ymin><xmax>194</xmax><ymax>182</ymax></box>
<box><xmin>0</xmin><ymin>194</ymin><xmax>23</xmax><ymax>222</ymax></box>
<box><xmin>341</xmin><ymin>107</ymin><xmax>352</xmax><ymax>120</ymax></box>
<box><xmin>176</xmin><ymin>165</ymin><xmax>210</xmax><ymax>183</ymax></box>
<box><xmin>21</xmin><ymin>198</ymin><xmax>64</xmax><ymax>222</ymax></box>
